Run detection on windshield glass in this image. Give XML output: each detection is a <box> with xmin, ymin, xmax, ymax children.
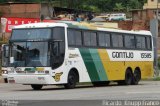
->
<box><xmin>11</xmin><ymin>28</ymin><xmax>51</xmax><ymax>41</ymax></box>
<box><xmin>9</xmin><ymin>27</ymin><xmax>65</xmax><ymax>67</ymax></box>
<box><xmin>9</xmin><ymin>42</ymin><xmax>50</xmax><ymax>67</ymax></box>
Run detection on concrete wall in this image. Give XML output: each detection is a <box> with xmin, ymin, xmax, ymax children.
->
<box><xmin>143</xmin><ymin>0</ymin><xmax>160</xmax><ymax>9</ymax></box>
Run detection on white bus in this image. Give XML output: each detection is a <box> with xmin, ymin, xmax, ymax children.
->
<box><xmin>7</xmin><ymin>22</ymin><xmax>153</xmax><ymax>90</ymax></box>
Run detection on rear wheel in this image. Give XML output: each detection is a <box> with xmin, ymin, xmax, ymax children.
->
<box><xmin>64</xmin><ymin>71</ymin><xmax>77</xmax><ymax>89</ymax></box>
<box><xmin>31</xmin><ymin>84</ymin><xmax>43</xmax><ymax>90</ymax></box>
<box><xmin>132</xmin><ymin>69</ymin><xmax>141</xmax><ymax>85</ymax></box>
<box><xmin>125</xmin><ymin>69</ymin><xmax>133</xmax><ymax>85</ymax></box>
<box><xmin>118</xmin><ymin>69</ymin><xmax>133</xmax><ymax>85</ymax></box>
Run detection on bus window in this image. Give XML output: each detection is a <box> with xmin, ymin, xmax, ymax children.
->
<box><xmin>98</xmin><ymin>32</ymin><xmax>110</xmax><ymax>47</ymax></box>
<box><xmin>146</xmin><ymin>37</ymin><xmax>152</xmax><ymax>50</ymax></box>
<box><xmin>68</xmin><ymin>29</ymin><xmax>82</xmax><ymax>46</ymax></box>
<box><xmin>136</xmin><ymin>36</ymin><xmax>146</xmax><ymax>49</ymax></box>
<box><xmin>51</xmin><ymin>27</ymin><xmax>65</xmax><ymax>69</ymax></box>
<box><xmin>124</xmin><ymin>35</ymin><xmax>135</xmax><ymax>49</ymax></box>
<box><xmin>68</xmin><ymin>29</ymin><xmax>75</xmax><ymax>46</ymax></box>
<box><xmin>83</xmin><ymin>31</ymin><xmax>97</xmax><ymax>47</ymax></box>
<box><xmin>90</xmin><ymin>32</ymin><xmax>97</xmax><ymax>46</ymax></box>
<box><xmin>53</xmin><ymin>27</ymin><xmax>65</xmax><ymax>41</ymax></box>
<box><xmin>111</xmin><ymin>33</ymin><xmax>123</xmax><ymax>48</ymax></box>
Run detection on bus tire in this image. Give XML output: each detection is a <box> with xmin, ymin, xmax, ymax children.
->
<box><xmin>31</xmin><ymin>84</ymin><xmax>43</xmax><ymax>90</ymax></box>
<box><xmin>4</xmin><ymin>78</ymin><xmax>8</xmax><ymax>83</ymax></box>
<box><xmin>132</xmin><ymin>69</ymin><xmax>141</xmax><ymax>85</ymax></box>
<box><xmin>118</xmin><ymin>69</ymin><xmax>133</xmax><ymax>85</ymax></box>
<box><xmin>64</xmin><ymin>71</ymin><xmax>77</xmax><ymax>89</ymax></box>
<box><xmin>125</xmin><ymin>69</ymin><xmax>133</xmax><ymax>85</ymax></box>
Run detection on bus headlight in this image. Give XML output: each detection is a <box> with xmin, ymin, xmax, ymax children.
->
<box><xmin>2</xmin><ymin>70</ymin><xmax>8</xmax><ymax>74</ymax></box>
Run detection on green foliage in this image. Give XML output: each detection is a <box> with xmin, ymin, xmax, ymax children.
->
<box><xmin>114</xmin><ymin>3</ymin><xmax>125</xmax><ymax>12</ymax></box>
<box><xmin>0</xmin><ymin>0</ymin><xmax>147</xmax><ymax>12</ymax></box>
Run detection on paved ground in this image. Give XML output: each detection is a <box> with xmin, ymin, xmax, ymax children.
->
<box><xmin>1</xmin><ymin>81</ymin><xmax>160</xmax><ymax>106</ymax></box>
<box><xmin>0</xmin><ymin>81</ymin><xmax>160</xmax><ymax>100</ymax></box>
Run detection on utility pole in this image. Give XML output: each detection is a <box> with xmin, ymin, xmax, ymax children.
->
<box><xmin>156</xmin><ymin>0</ymin><xmax>159</xmax><ymax>75</ymax></box>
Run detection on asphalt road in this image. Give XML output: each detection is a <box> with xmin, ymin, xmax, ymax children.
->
<box><xmin>0</xmin><ymin>81</ymin><xmax>160</xmax><ymax>106</ymax></box>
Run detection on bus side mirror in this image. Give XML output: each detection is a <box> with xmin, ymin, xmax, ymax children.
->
<box><xmin>3</xmin><ymin>45</ymin><xmax>9</xmax><ymax>58</ymax></box>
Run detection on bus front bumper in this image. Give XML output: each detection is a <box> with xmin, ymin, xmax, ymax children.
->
<box><xmin>7</xmin><ymin>75</ymin><xmax>57</xmax><ymax>85</ymax></box>
<box><xmin>2</xmin><ymin>74</ymin><xmax>8</xmax><ymax>79</ymax></box>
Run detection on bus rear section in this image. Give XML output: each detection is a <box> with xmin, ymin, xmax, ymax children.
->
<box><xmin>67</xmin><ymin>27</ymin><xmax>153</xmax><ymax>86</ymax></box>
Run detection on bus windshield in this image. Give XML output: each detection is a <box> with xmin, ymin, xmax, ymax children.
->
<box><xmin>9</xmin><ymin>27</ymin><xmax>65</xmax><ymax>67</ymax></box>
<box><xmin>11</xmin><ymin>28</ymin><xmax>51</xmax><ymax>41</ymax></box>
<box><xmin>10</xmin><ymin>42</ymin><xmax>50</xmax><ymax>67</ymax></box>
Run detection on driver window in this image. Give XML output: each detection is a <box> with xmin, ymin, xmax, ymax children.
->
<box><xmin>51</xmin><ymin>27</ymin><xmax>65</xmax><ymax>69</ymax></box>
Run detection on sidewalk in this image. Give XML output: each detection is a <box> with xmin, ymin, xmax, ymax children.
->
<box><xmin>0</xmin><ymin>76</ymin><xmax>4</xmax><ymax>83</ymax></box>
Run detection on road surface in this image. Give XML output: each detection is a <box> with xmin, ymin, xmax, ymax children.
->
<box><xmin>0</xmin><ymin>81</ymin><xmax>160</xmax><ymax>106</ymax></box>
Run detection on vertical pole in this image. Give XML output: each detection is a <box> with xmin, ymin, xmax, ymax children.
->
<box><xmin>156</xmin><ymin>0</ymin><xmax>159</xmax><ymax>75</ymax></box>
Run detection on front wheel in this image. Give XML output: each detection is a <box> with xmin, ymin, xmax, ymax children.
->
<box><xmin>31</xmin><ymin>84</ymin><xmax>43</xmax><ymax>90</ymax></box>
<box><xmin>64</xmin><ymin>71</ymin><xmax>77</xmax><ymax>89</ymax></box>
<box><xmin>4</xmin><ymin>78</ymin><xmax>8</xmax><ymax>83</ymax></box>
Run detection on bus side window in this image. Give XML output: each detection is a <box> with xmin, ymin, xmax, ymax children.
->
<box><xmin>68</xmin><ymin>29</ymin><xmax>82</xmax><ymax>46</ymax></box>
<box><xmin>98</xmin><ymin>32</ymin><xmax>110</xmax><ymax>47</ymax></box>
<box><xmin>146</xmin><ymin>37</ymin><xmax>152</xmax><ymax>50</ymax></box>
<box><xmin>83</xmin><ymin>31</ymin><xmax>97</xmax><ymax>47</ymax></box>
<box><xmin>136</xmin><ymin>36</ymin><xmax>146</xmax><ymax>49</ymax></box>
<box><xmin>111</xmin><ymin>33</ymin><xmax>123</xmax><ymax>48</ymax></box>
<box><xmin>124</xmin><ymin>35</ymin><xmax>135</xmax><ymax>49</ymax></box>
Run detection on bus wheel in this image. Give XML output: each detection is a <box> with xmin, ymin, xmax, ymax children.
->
<box><xmin>31</xmin><ymin>84</ymin><xmax>43</xmax><ymax>90</ymax></box>
<box><xmin>4</xmin><ymin>78</ymin><xmax>8</xmax><ymax>83</ymax></box>
<box><xmin>118</xmin><ymin>69</ymin><xmax>133</xmax><ymax>85</ymax></box>
<box><xmin>64</xmin><ymin>71</ymin><xmax>77</xmax><ymax>89</ymax></box>
<box><xmin>125</xmin><ymin>69</ymin><xmax>133</xmax><ymax>85</ymax></box>
<box><xmin>132</xmin><ymin>69</ymin><xmax>141</xmax><ymax>85</ymax></box>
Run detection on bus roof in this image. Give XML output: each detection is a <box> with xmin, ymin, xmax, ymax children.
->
<box><xmin>13</xmin><ymin>21</ymin><xmax>152</xmax><ymax>36</ymax></box>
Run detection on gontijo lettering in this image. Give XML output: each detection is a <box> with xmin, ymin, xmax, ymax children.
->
<box><xmin>112</xmin><ymin>52</ymin><xmax>134</xmax><ymax>58</ymax></box>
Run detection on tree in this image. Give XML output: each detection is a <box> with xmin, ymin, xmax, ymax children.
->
<box><xmin>0</xmin><ymin>0</ymin><xmax>147</xmax><ymax>12</ymax></box>
<box><xmin>114</xmin><ymin>3</ymin><xmax>125</xmax><ymax>12</ymax></box>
